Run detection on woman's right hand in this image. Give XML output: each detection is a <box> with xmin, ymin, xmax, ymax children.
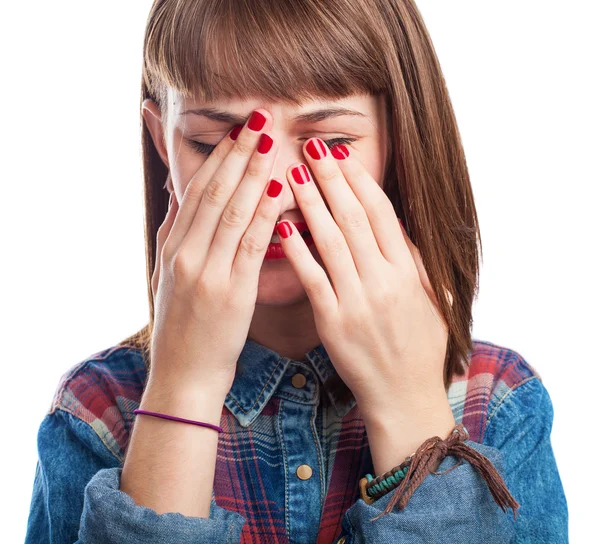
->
<box><xmin>148</xmin><ymin>109</ymin><xmax>283</xmax><ymax>401</ymax></box>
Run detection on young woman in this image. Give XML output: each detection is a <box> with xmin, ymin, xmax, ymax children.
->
<box><xmin>25</xmin><ymin>1</ymin><xmax>568</xmax><ymax>542</ymax></box>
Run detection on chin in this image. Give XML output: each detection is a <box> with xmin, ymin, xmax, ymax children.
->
<box><xmin>255</xmin><ymin>262</ymin><xmax>310</xmax><ymax>306</ymax></box>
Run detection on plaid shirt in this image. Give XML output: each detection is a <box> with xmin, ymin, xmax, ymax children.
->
<box><xmin>25</xmin><ymin>337</ymin><xmax>568</xmax><ymax>543</ymax></box>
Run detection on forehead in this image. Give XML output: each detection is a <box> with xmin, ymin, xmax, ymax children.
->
<box><xmin>170</xmin><ymin>89</ymin><xmax>383</xmax><ymax>120</ymax></box>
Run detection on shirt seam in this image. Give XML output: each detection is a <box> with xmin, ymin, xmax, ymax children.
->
<box><xmin>485</xmin><ymin>375</ymin><xmax>540</xmax><ymax>427</ymax></box>
<box><xmin>309</xmin><ymin>399</ymin><xmax>326</xmax><ymax>514</ymax></box>
<box><xmin>52</xmin><ymin>407</ymin><xmax>122</xmax><ymax>463</ymax></box>
<box><xmin>277</xmin><ymin>398</ymin><xmax>291</xmax><ymax>539</ymax></box>
<box><xmin>49</xmin><ymin>346</ymin><xmax>142</xmax><ymax>416</ymax></box>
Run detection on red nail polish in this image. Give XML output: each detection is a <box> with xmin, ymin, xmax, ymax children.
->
<box><xmin>248</xmin><ymin>111</ymin><xmax>267</xmax><ymax>131</ymax></box>
<box><xmin>291</xmin><ymin>164</ymin><xmax>311</xmax><ymax>184</ymax></box>
<box><xmin>229</xmin><ymin>125</ymin><xmax>243</xmax><ymax>140</ymax></box>
<box><xmin>258</xmin><ymin>133</ymin><xmax>273</xmax><ymax>154</ymax></box>
<box><xmin>306</xmin><ymin>138</ymin><xmax>327</xmax><ymax>160</ymax></box>
<box><xmin>331</xmin><ymin>144</ymin><xmax>349</xmax><ymax>160</ymax></box>
<box><xmin>267</xmin><ymin>179</ymin><xmax>282</xmax><ymax>198</ymax></box>
<box><xmin>276</xmin><ymin>221</ymin><xmax>293</xmax><ymax>238</ymax></box>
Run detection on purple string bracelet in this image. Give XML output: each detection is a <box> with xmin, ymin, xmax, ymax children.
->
<box><xmin>133</xmin><ymin>409</ymin><xmax>223</xmax><ymax>433</ymax></box>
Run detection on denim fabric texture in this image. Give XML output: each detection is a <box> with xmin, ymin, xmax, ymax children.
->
<box><xmin>25</xmin><ymin>338</ymin><xmax>568</xmax><ymax>543</ymax></box>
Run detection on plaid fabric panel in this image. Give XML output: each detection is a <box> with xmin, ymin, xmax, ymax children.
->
<box><xmin>50</xmin><ymin>339</ymin><xmax>540</xmax><ymax>543</ymax></box>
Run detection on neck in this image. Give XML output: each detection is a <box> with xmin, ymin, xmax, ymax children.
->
<box><xmin>248</xmin><ymin>297</ymin><xmax>321</xmax><ymax>362</ymax></box>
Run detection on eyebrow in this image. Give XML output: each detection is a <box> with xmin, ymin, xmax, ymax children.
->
<box><xmin>179</xmin><ymin>106</ymin><xmax>368</xmax><ymax>124</ymax></box>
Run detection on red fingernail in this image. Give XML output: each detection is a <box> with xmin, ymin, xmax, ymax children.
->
<box><xmin>306</xmin><ymin>138</ymin><xmax>328</xmax><ymax>160</ymax></box>
<box><xmin>248</xmin><ymin>111</ymin><xmax>267</xmax><ymax>131</ymax></box>
<box><xmin>276</xmin><ymin>221</ymin><xmax>293</xmax><ymax>238</ymax></box>
<box><xmin>291</xmin><ymin>164</ymin><xmax>311</xmax><ymax>184</ymax></box>
<box><xmin>258</xmin><ymin>133</ymin><xmax>273</xmax><ymax>154</ymax></box>
<box><xmin>331</xmin><ymin>144</ymin><xmax>349</xmax><ymax>160</ymax></box>
<box><xmin>267</xmin><ymin>179</ymin><xmax>282</xmax><ymax>198</ymax></box>
<box><xmin>230</xmin><ymin>125</ymin><xmax>243</xmax><ymax>140</ymax></box>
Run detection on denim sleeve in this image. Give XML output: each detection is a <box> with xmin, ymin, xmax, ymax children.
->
<box><xmin>484</xmin><ymin>377</ymin><xmax>568</xmax><ymax>543</ymax></box>
<box><xmin>339</xmin><ymin>440</ymin><xmax>515</xmax><ymax>543</ymax></box>
<box><xmin>25</xmin><ymin>409</ymin><xmax>246</xmax><ymax>544</ymax></box>
<box><xmin>338</xmin><ymin>377</ymin><xmax>568</xmax><ymax>544</ymax></box>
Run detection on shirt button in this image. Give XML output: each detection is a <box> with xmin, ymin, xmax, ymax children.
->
<box><xmin>291</xmin><ymin>373</ymin><xmax>307</xmax><ymax>388</ymax></box>
<box><xmin>296</xmin><ymin>464</ymin><xmax>313</xmax><ymax>480</ymax></box>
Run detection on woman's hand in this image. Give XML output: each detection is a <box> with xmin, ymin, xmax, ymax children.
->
<box><xmin>148</xmin><ymin>109</ymin><xmax>284</xmax><ymax>400</ymax></box>
<box><xmin>276</xmin><ymin>138</ymin><xmax>454</xmax><ymax>428</ymax></box>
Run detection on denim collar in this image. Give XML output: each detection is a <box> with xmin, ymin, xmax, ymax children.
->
<box><xmin>224</xmin><ymin>337</ymin><xmax>356</xmax><ymax>427</ymax></box>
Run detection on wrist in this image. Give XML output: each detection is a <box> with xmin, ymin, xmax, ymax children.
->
<box><xmin>141</xmin><ymin>379</ymin><xmax>227</xmax><ymax>427</ymax></box>
<box><xmin>362</xmin><ymin>394</ymin><xmax>456</xmax><ymax>476</ymax></box>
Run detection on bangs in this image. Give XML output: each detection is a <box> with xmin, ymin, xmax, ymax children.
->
<box><xmin>143</xmin><ymin>0</ymin><xmax>390</xmax><ymax>107</ymax></box>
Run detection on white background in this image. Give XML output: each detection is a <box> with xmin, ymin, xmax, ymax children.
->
<box><xmin>2</xmin><ymin>1</ymin><xmax>598</xmax><ymax>542</ymax></box>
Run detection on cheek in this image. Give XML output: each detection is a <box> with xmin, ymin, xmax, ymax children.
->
<box><xmin>167</xmin><ymin>140</ymin><xmax>208</xmax><ymax>200</ymax></box>
<box><xmin>357</xmin><ymin>141</ymin><xmax>386</xmax><ymax>187</ymax></box>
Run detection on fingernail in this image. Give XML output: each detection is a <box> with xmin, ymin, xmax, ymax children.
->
<box><xmin>258</xmin><ymin>133</ymin><xmax>274</xmax><ymax>154</ymax></box>
<box><xmin>276</xmin><ymin>221</ymin><xmax>293</xmax><ymax>238</ymax></box>
<box><xmin>306</xmin><ymin>138</ymin><xmax>327</xmax><ymax>160</ymax></box>
<box><xmin>248</xmin><ymin>111</ymin><xmax>267</xmax><ymax>131</ymax></box>
<box><xmin>267</xmin><ymin>179</ymin><xmax>283</xmax><ymax>198</ymax></box>
<box><xmin>331</xmin><ymin>144</ymin><xmax>349</xmax><ymax>160</ymax></box>
<box><xmin>229</xmin><ymin>125</ymin><xmax>243</xmax><ymax>140</ymax></box>
<box><xmin>168</xmin><ymin>192</ymin><xmax>174</xmax><ymax>207</ymax></box>
<box><xmin>291</xmin><ymin>164</ymin><xmax>311</xmax><ymax>184</ymax></box>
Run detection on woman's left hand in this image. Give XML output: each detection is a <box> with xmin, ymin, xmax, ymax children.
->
<box><xmin>277</xmin><ymin>137</ymin><xmax>453</xmax><ymax>425</ymax></box>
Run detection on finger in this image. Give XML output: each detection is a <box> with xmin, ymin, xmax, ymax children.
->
<box><xmin>274</xmin><ymin>220</ymin><xmax>337</xmax><ymax>314</ymax></box>
<box><xmin>302</xmin><ymin>138</ymin><xmax>384</xmax><ymax>279</ymax></box>
<box><xmin>206</xmin><ymin>128</ymin><xmax>280</xmax><ymax>271</ymax></box>
<box><xmin>152</xmin><ymin>191</ymin><xmax>179</xmax><ymax>298</ymax></box>
<box><xmin>164</xmin><ymin>125</ymin><xmax>240</xmax><ymax>254</ymax></box>
<box><xmin>231</xmin><ymin>178</ymin><xmax>286</xmax><ymax>288</ymax></box>
<box><xmin>286</xmin><ymin>161</ymin><xmax>360</xmax><ymax>300</ymax></box>
<box><xmin>180</xmin><ymin>109</ymin><xmax>273</xmax><ymax>270</ymax></box>
<box><xmin>398</xmin><ymin>219</ymin><xmax>450</xmax><ymax>316</ymax></box>
<box><xmin>330</xmin><ymin>143</ymin><xmax>410</xmax><ymax>271</ymax></box>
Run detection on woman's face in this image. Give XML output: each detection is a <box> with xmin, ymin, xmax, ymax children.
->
<box><xmin>143</xmin><ymin>90</ymin><xmax>390</xmax><ymax>306</ymax></box>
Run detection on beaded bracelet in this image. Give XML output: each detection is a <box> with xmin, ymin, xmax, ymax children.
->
<box><xmin>359</xmin><ymin>453</ymin><xmax>414</xmax><ymax>504</ymax></box>
<box><xmin>358</xmin><ymin>423</ymin><xmax>520</xmax><ymax>522</ymax></box>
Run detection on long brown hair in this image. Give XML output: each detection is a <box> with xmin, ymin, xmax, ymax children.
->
<box><xmin>119</xmin><ymin>0</ymin><xmax>481</xmax><ymax>390</ymax></box>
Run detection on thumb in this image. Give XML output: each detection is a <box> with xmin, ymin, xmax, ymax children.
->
<box><xmin>152</xmin><ymin>190</ymin><xmax>179</xmax><ymax>299</ymax></box>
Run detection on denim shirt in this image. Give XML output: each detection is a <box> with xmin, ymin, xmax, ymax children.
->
<box><xmin>25</xmin><ymin>338</ymin><xmax>568</xmax><ymax>543</ymax></box>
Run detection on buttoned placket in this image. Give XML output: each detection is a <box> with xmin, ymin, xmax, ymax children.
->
<box><xmin>274</xmin><ymin>361</ymin><xmax>325</xmax><ymax>543</ymax></box>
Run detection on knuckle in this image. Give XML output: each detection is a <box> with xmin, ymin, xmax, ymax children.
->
<box><xmin>302</xmin><ymin>190</ymin><xmax>322</xmax><ymax>209</ymax></box>
<box><xmin>171</xmin><ymin>250</ymin><xmax>194</xmax><ymax>283</ymax></box>
<box><xmin>221</xmin><ymin>201</ymin><xmax>247</xmax><ymax>230</ymax></box>
<box><xmin>322</xmin><ymin>235</ymin><xmax>346</xmax><ymax>256</ymax></box>
<box><xmin>202</xmin><ymin>177</ymin><xmax>229</xmax><ymax>208</ymax></box>
<box><xmin>184</xmin><ymin>178</ymin><xmax>205</xmax><ymax>202</ymax></box>
<box><xmin>239</xmin><ymin>230</ymin><xmax>267</xmax><ymax>258</ymax></box>
<box><xmin>338</xmin><ymin>208</ymin><xmax>367</xmax><ymax>230</ymax></box>
<box><xmin>255</xmin><ymin>196</ymin><xmax>277</xmax><ymax>222</ymax></box>
<box><xmin>231</xmin><ymin>139</ymin><xmax>254</xmax><ymax>157</ymax></box>
<box><xmin>244</xmin><ymin>161</ymin><xmax>264</xmax><ymax>179</ymax></box>
<box><xmin>211</xmin><ymin>144</ymin><xmax>230</xmax><ymax>164</ymax></box>
<box><xmin>317</xmin><ymin>167</ymin><xmax>338</xmax><ymax>183</ymax></box>
<box><xmin>193</xmin><ymin>273</ymin><xmax>214</xmax><ymax>298</ymax></box>
<box><xmin>305</xmin><ymin>271</ymin><xmax>329</xmax><ymax>300</ymax></box>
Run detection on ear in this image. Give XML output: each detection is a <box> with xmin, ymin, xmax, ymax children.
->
<box><xmin>142</xmin><ymin>98</ymin><xmax>169</xmax><ymax>168</ymax></box>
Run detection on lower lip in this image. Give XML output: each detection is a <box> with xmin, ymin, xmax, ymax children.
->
<box><xmin>264</xmin><ymin>233</ymin><xmax>315</xmax><ymax>260</ymax></box>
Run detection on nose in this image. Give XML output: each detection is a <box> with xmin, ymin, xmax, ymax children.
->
<box><xmin>269</xmin><ymin>134</ymin><xmax>308</xmax><ymax>215</ymax></box>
